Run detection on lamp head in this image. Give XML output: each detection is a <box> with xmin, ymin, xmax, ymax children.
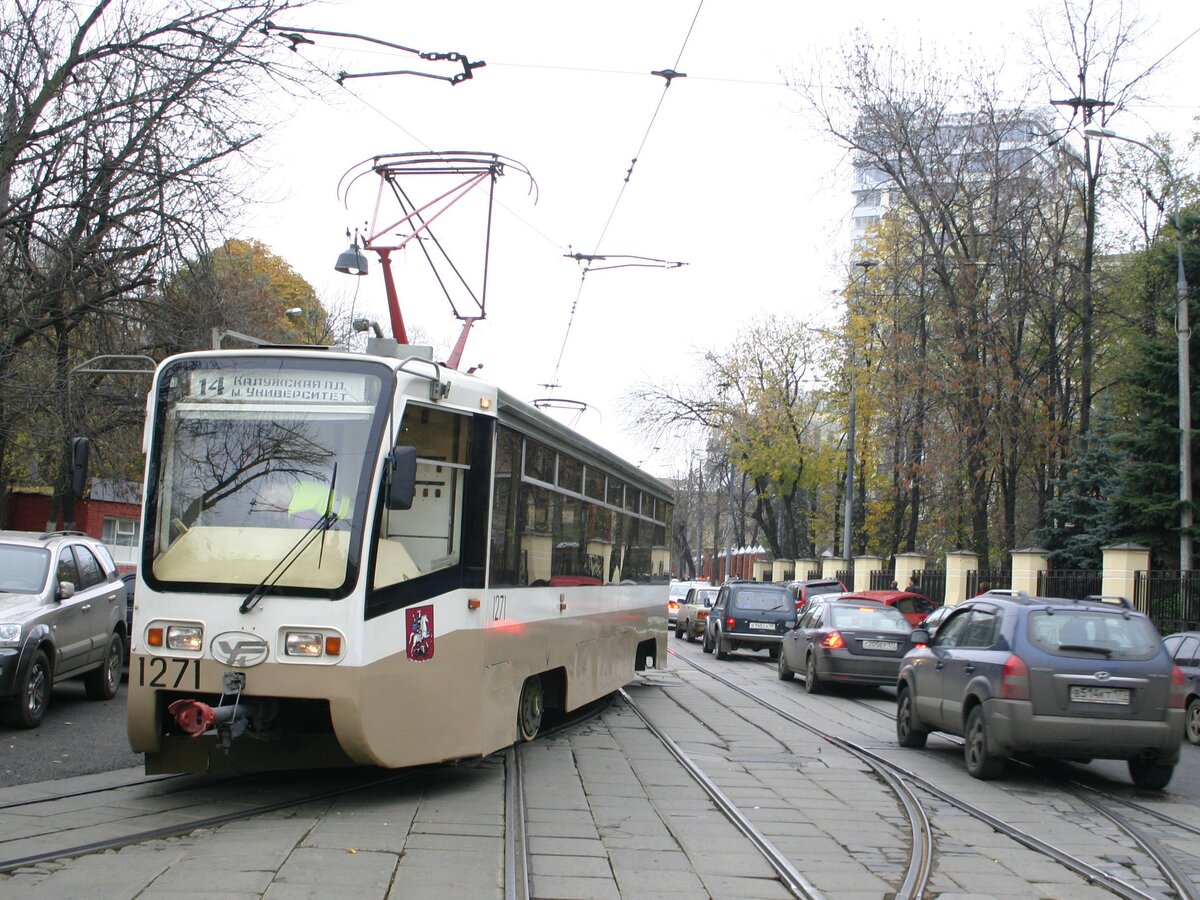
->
<box><xmin>335</xmin><ymin>243</ymin><xmax>369</xmax><ymax>276</ymax></box>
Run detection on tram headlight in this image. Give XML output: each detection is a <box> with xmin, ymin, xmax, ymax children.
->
<box><xmin>0</xmin><ymin>624</ymin><xmax>21</xmax><ymax>646</ymax></box>
<box><xmin>166</xmin><ymin>624</ymin><xmax>204</xmax><ymax>652</ymax></box>
<box><xmin>285</xmin><ymin>631</ymin><xmax>324</xmax><ymax>657</ymax></box>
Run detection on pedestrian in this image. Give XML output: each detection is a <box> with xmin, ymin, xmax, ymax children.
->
<box><xmin>976</xmin><ymin>580</ymin><xmax>991</xmax><ymax>596</ymax></box>
<box><xmin>906</xmin><ymin>573</ymin><xmax>921</xmax><ymax>594</ymax></box>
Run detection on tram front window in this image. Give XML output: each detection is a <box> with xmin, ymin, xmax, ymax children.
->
<box><xmin>146</xmin><ymin>359</ymin><xmax>391</xmax><ymax>597</ymax></box>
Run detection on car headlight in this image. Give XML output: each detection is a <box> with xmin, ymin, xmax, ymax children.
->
<box><xmin>285</xmin><ymin>632</ymin><xmax>324</xmax><ymax>657</ymax></box>
<box><xmin>166</xmin><ymin>624</ymin><xmax>204</xmax><ymax>652</ymax></box>
<box><xmin>0</xmin><ymin>624</ymin><xmax>21</xmax><ymax>646</ymax></box>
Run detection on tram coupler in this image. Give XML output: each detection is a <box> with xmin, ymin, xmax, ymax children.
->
<box><xmin>167</xmin><ymin>671</ymin><xmax>251</xmax><ymax>739</ymax></box>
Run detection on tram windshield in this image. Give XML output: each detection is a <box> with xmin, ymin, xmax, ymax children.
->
<box><xmin>144</xmin><ymin>357</ymin><xmax>392</xmax><ymax>597</ymax></box>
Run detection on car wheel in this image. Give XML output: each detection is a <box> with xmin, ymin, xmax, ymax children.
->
<box><xmin>964</xmin><ymin>706</ymin><xmax>1005</xmax><ymax>780</ymax></box>
<box><xmin>804</xmin><ymin>654</ymin><xmax>824</xmax><ymax>694</ymax></box>
<box><xmin>767</xmin><ymin>645</ymin><xmax>780</xmax><ymax>660</ymax></box>
<box><xmin>674</xmin><ymin>620</ymin><xmax>683</xmax><ymax>639</ymax></box>
<box><xmin>517</xmin><ymin>675</ymin><xmax>544</xmax><ymax>742</ymax></box>
<box><xmin>896</xmin><ymin>686</ymin><xmax>929</xmax><ymax>749</ymax></box>
<box><xmin>777</xmin><ymin>650</ymin><xmax>795</xmax><ymax>682</ymax></box>
<box><xmin>686</xmin><ymin>622</ymin><xmax>698</xmax><ymax>644</ymax></box>
<box><xmin>716</xmin><ymin>635</ymin><xmax>730</xmax><ymax>660</ymax></box>
<box><xmin>84</xmin><ymin>632</ymin><xmax>124</xmax><ymax>701</ymax></box>
<box><xmin>701</xmin><ymin>628</ymin><xmax>714</xmax><ymax>654</ymax></box>
<box><xmin>1186</xmin><ymin>696</ymin><xmax>1200</xmax><ymax>746</ymax></box>
<box><xmin>1127</xmin><ymin>756</ymin><xmax>1175</xmax><ymax>790</ymax></box>
<box><xmin>2</xmin><ymin>648</ymin><xmax>52</xmax><ymax>729</ymax></box>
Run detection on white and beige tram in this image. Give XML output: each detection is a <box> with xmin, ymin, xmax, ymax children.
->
<box><xmin>126</xmin><ymin>344</ymin><xmax>671</xmax><ymax>774</ymax></box>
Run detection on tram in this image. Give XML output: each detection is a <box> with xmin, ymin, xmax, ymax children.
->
<box><xmin>126</xmin><ymin>342</ymin><xmax>671</xmax><ymax>774</ymax></box>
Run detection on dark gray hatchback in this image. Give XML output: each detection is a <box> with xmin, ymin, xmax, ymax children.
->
<box><xmin>703</xmin><ymin>581</ymin><xmax>795</xmax><ymax>660</ymax></box>
<box><xmin>896</xmin><ymin>593</ymin><xmax>1187</xmax><ymax>789</ymax></box>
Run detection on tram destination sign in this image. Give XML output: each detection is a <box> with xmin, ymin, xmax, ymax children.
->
<box><xmin>187</xmin><ymin>370</ymin><xmax>369</xmax><ymax>404</ymax></box>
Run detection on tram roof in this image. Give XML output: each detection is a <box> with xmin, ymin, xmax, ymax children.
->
<box><xmin>495</xmin><ymin>388</ymin><xmax>673</xmax><ymax>502</ymax></box>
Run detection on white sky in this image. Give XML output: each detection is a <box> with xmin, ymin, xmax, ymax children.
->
<box><xmin>242</xmin><ymin>0</ymin><xmax>1200</xmax><ymax>479</ymax></box>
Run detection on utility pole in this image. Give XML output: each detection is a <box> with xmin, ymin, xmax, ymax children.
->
<box><xmin>843</xmin><ymin>259</ymin><xmax>877</xmax><ymax>567</ymax></box>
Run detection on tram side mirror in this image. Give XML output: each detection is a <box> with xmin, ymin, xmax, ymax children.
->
<box><xmin>70</xmin><ymin>437</ymin><xmax>90</xmax><ymax>498</ymax></box>
<box><xmin>386</xmin><ymin>445</ymin><xmax>417</xmax><ymax>510</ymax></box>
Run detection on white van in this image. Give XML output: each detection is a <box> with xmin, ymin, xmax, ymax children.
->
<box><xmin>668</xmin><ymin>579</ymin><xmax>710</xmax><ymax>627</ymax></box>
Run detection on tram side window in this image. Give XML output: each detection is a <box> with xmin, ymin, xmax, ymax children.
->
<box><xmin>488</xmin><ymin>425</ymin><xmax>521</xmax><ymax>586</ymax></box>
<box><xmin>375</xmin><ymin>405</ymin><xmax>472</xmax><ymax>590</ymax></box>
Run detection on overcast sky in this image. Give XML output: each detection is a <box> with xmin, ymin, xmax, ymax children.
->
<box><xmin>241</xmin><ymin>0</ymin><xmax>1200</xmax><ymax>478</ymax></box>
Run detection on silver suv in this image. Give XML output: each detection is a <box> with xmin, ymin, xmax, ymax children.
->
<box><xmin>896</xmin><ymin>593</ymin><xmax>1186</xmax><ymax>788</ymax></box>
<box><xmin>0</xmin><ymin>530</ymin><xmax>127</xmax><ymax>728</ymax></box>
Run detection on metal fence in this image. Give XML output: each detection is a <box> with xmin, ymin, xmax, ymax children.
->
<box><xmin>1135</xmin><ymin>570</ymin><xmax>1200</xmax><ymax>635</ymax></box>
<box><xmin>869</xmin><ymin>567</ymin><xmax>896</xmax><ymax>590</ymax></box>
<box><xmin>1037</xmin><ymin>569</ymin><xmax>1102</xmax><ymax>600</ymax></box>
<box><xmin>966</xmin><ymin>568</ymin><xmax>1012</xmax><ymax>596</ymax></box>
<box><xmin>910</xmin><ymin>568</ymin><xmax>947</xmax><ymax>605</ymax></box>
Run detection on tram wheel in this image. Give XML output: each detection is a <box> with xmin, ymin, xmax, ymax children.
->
<box><xmin>517</xmin><ymin>675</ymin><xmax>544</xmax><ymax>742</ymax></box>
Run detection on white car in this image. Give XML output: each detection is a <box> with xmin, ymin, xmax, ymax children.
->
<box><xmin>675</xmin><ymin>586</ymin><xmax>720</xmax><ymax>642</ymax></box>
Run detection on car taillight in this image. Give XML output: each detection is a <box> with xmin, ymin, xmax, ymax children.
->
<box><xmin>822</xmin><ymin>631</ymin><xmax>845</xmax><ymax>649</ymax></box>
<box><xmin>1169</xmin><ymin>666</ymin><xmax>1187</xmax><ymax>709</ymax></box>
<box><xmin>1001</xmin><ymin>654</ymin><xmax>1030</xmax><ymax>700</ymax></box>
<box><xmin>698</xmin><ymin>610</ymin><xmax>708</xmax><ymax>619</ymax></box>
<box><xmin>726</xmin><ymin>617</ymin><xmax>736</xmax><ymax>630</ymax></box>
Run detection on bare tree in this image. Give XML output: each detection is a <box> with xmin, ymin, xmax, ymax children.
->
<box><xmin>0</xmin><ymin>0</ymin><xmax>313</xmax><ymax>522</ymax></box>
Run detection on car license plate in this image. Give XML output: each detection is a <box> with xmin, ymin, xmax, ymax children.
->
<box><xmin>861</xmin><ymin>640</ymin><xmax>899</xmax><ymax>651</ymax></box>
<box><xmin>748</xmin><ymin>622</ymin><xmax>775</xmax><ymax>630</ymax></box>
<box><xmin>1069</xmin><ymin>685</ymin><xmax>1130</xmax><ymax>705</ymax></box>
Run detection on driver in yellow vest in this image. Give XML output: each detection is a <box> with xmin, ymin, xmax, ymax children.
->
<box><xmin>288</xmin><ymin>481</ymin><xmax>351</xmax><ymax>528</ymax></box>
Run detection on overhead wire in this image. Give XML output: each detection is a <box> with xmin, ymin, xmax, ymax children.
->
<box><xmin>548</xmin><ymin>0</ymin><xmax>707</xmax><ymax>392</ymax></box>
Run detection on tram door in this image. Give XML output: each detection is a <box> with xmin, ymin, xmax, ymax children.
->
<box><xmin>376</xmin><ymin>404</ymin><xmax>472</xmax><ymax>585</ymax></box>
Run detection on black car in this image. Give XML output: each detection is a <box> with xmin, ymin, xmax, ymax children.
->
<box><xmin>703</xmin><ymin>581</ymin><xmax>795</xmax><ymax>660</ymax></box>
<box><xmin>780</xmin><ymin>598</ymin><xmax>916</xmax><ymax>693</ymax></box>
<box><xmin>897</xmin><ymin>594</ymin><xmax>1187</xmax><ymax>788</ymax></box>
<box><xmin>1163</xmin><ymin>631</ymin><xmax>1200</xmax><ymax>745</ymax></box>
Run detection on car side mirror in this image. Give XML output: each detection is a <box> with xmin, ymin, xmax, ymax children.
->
<box><xmin>386</xmin><ymin>446</ymin><xmax>417</xmax><ymax>510</ymax></box>
<box><xmin>57</xmin><ymin>581</ymin><xmax>76</xmax><ymax>601</ymax></box>
<box><xmin>910</xmin><ymin>628</ymin><xmax>930</xmax><ymax>644</ymax></box>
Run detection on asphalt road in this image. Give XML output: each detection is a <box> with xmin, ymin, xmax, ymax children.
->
<box><xmin>0</xmin><ymin>676</ymin><xmax>142</xmax><ymax>788</ymax></box>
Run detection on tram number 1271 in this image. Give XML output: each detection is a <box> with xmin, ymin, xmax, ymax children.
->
<box><xmin>137</xmin><ymin>657</ymin><xmax>201</xmax><ymax>690</ymax></box>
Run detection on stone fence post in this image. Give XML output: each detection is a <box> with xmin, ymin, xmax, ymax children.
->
<box><xmin>945</xmin><ymin>551</ymin><xmax>980</xmax><ymax>605</ymax></box>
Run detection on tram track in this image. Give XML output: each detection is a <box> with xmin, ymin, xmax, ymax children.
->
<box><xmin>673</xmin><ymin>646</ymin><xmax>1200</xmax><ymax>900</ymax></box>
<box><xmin>0</xmin><ymin>767</ymin><xmax>432</xmax><ymax>875</ymax></box>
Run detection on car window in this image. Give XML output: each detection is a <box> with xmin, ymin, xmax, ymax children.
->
<box><xmin>72</xmin><ymin>545</ymin><xmax>105</xmax><ymax>588</ymax></box>
<box><xmin>56</xmin><ymin>550</ymin><xmax>81</xmax><ymax>586</ymax></box>
<box><xmin>732</xmin><ymin>590</ymin><xmax>790</xmax><ymax>611</ymax></box>
<box><xmin>1171</xmin><ymin>635</ymin><xmax>1198</xmax><ymax>667</ymax></box>
<box><xmin>893</xmin><ymin>598</ymin><xmax>914</xmax><ymax>614</ymax></box>
<box><xmin>960</xmin><ymin>610</ymin><xmax>1001</xmax><ymax>648</ymax></box>
<box><xmin>931</xmin><ymin>608</ymin><xmax>974</xmax><ymax>647</ymax></box>
<box><xmin>0</xmin><ymin>545</ymin><xmax>51</xmax><ymax>593</ymax></box>
<box><xmin>829</xmin><ymin>605</ymin><xmax>909</xmax><ymax>633</ymax></box>
<box><xmin>914</xmin><ymin>598</ymin><xmax>935</xmax><ymax>614</ymax></box>
<box><xmin>694</xmin><ymin>589</ymin><xmax>717</xmax><ymax>606</ymax></box>
<box><xmin>808</xmin><ymin>583</ymin><xmax>843</xmax><ymax>597</ymax></box>
<box><xmin>1029</xmin><ymin>611</ymin><xmax>1162</xmax><ymax>660</ymax></box>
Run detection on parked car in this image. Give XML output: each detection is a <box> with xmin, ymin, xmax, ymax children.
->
<box><xmin>917</xmin><ymin>602</ymin><xmax>954</xmax><ymax>637</ymax></box>
<box><xmin>668</xmin><ymin>579</ymin><xmax>709</xmax><ymax>628</ymax></box>
<box><xmin>785</xmin><ymin>578</ymin><xmax>847</xmax><ymax>613</ymax></box>
<box><xmin>703</xmin><ymin>581</ymin><xmax>795</xmax><ymax>660</ymax></box>
<box><xmin>0</xmin><ymin>530</ymin><xmax>127</xmax><ymax>728</ymax></box>
<box><xmin>896</xmin><ymin>594</ymin><xmax>1187</xmax><ymax>788</ymax></box>
<box><xmin>838</xmin><ymin>589</ymin><xmax>938</xmax><ymax>627</ymax></box>
<box><xmin>120</xmin><ymin>571</ymin><xmax>137</xmax><ymax>659</ymax></box>
<box><xmin>780</xmin><ymin>597</ymin><xmax>916</xmax><ymax>693</ymax></box>
<box><xmin>675</xmin><ymin>586</ymin><xmax>719</xmax><ymax>642</ymax></box>
<box><xmin>1162</xmin><ymin>631</ymin><xmax>1200</xmax><ymax>745</ymax></box>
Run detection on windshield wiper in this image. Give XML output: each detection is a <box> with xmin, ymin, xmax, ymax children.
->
<box><xmin>240</xmin><ymin>467</ymin><xmax>340</xmax><ymax>614</ymax></box>
<box><xmin>1059</xmin><ymin>643</ymin><xmax>1113</xmax><ymax>656</ymax></box>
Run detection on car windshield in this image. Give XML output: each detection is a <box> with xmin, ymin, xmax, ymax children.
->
<box><xmin>694</xmin><ymin>590</ymin><xmax>718</xmax><ymax>604</ymax></box>
<box><xmin>0</xmin><ymin>545</ymin><xmax>50</xmax><ymax>593</ymax></box>
<box><xmin>829</xmin><ymin>604</ymin><xmax>910</xmax><ymax>633</ymax></box>
<box><xmin>1029</xmin><ymin>610</ymin><xmax>1162</xmax><ymax>659</ymax></box>
<box><xmin>733</xmin><ymin>590</ymin><xmax>790</xmax><ymax>611</ymax></box>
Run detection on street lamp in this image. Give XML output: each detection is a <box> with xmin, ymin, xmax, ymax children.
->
<box><xmin>1087</xmin><ymin>128</ymin><xmax>1192</xmax><ymax>571</ymax></box>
